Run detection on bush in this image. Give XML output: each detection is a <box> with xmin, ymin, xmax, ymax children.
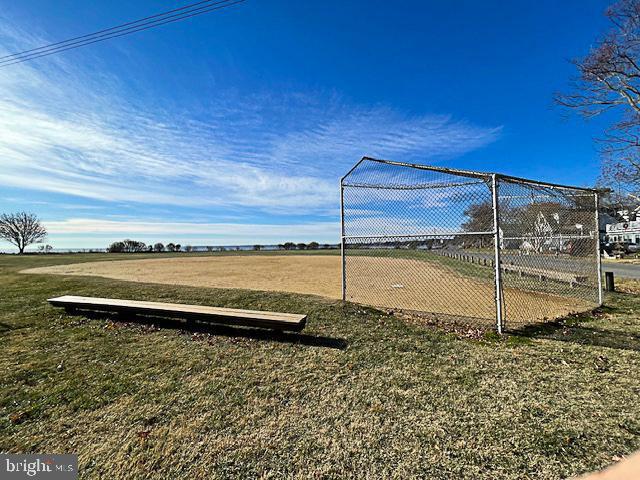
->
<box><xmin>108</xmin><ymin>241</ymin><xmax>125</xmax><ymax>253</ymax></box>
<box><xmin>122</xmin><ymin>239</ymin><xmax>146</xmax><ymax>253</ymax></box>
<box><xmin>107</xmin><ymin>239</ymin><xmax>146</xmax><ymax>253</ymax></box>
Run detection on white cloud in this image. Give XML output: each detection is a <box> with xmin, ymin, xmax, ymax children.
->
<box><xmin>270</xmin><ymin>108</ymin><xmax>501</xmax><ymax>171</ymax></box>
<box><xmin>0</xmin><ymin>23</ymin><xmax>501</xmax><ymax>216</ymax></box>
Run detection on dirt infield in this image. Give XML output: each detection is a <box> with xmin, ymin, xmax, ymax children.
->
<box><xmin>23</xmin><ymin>255</ymin><xmax>592</xmax><ymax>324</ymax></box>
<box><xmin>23</xmin><ymin>255</ymin><xmax>342</xmax><ymax>298</ymax></box>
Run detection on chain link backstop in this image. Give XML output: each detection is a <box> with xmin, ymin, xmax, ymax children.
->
<box><xmin>340</xmin><ymin>157</ymin><xmax>602</xmax><ymax>332</ymax></box>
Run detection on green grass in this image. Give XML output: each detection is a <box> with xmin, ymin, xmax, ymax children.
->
<box><xmin>1</xmin><ymin>253</ymin><xmax>640</xmax><ymax>479</ymax></box>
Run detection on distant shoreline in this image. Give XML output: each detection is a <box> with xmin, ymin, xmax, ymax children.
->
<box><xmin>0</xmin><ymin>244</ymin><xmax>341</xmax><ymax>254</ymax></box>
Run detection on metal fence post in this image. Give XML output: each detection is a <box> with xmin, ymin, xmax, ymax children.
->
<box><xmin>340</xmin><ymin>181</ymin><xmax>346</xmax><ymax>301</ymax></box>
<box><xmin>595</xmin><ymin>192</ymin><xmax>603</xmax><ymax>306</ymax></box>
<box><xmin>491</xmin><ymin>174</ymin><xmax>504</xmax><ymax>333</ymax></box>
<box><xmin>605</xmin><ymin>271</ymin><xmax>615</xmax><ymax>292</ymax></box>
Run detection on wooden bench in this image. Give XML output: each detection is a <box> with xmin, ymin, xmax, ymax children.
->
<box><xmin>48</xmin><ymin>295</ymin><xmax>306</xmax><ymax>332</ymax></box>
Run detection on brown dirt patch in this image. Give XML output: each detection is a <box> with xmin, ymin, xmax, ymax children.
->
<box><xmin>345</xmin><ymin>256</ymin><xmax>592</xmax><ymax>323</ymax></box>
<box><xmin>23</xmin><ymin>255</ymin><xmax>342</xmax><ymax>299</ymax></box>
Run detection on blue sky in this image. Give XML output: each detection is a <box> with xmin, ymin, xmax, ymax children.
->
<box><xmin>0</xmin><ymin>0</ymin><xmax>613</xmax><ymax>250</ymax></box>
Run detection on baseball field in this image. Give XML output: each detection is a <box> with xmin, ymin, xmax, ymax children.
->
<box><xmin>23</xmin><ymin>252</ymin><xmax>591</xmax><ymax>324</ymax></box>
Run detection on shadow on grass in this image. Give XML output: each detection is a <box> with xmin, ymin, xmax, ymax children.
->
<box><xmin>73</xmin><ymin>310</ymin><xmax>348</xmax><ymax>350</ymax></box>
<box><xmin>509</xmin><ymin>305</ymin><xmax>640</xmax><ymax>352</ymax></box>
<box><xmin>0</xmin><ymin>321</ymin><xmax>15</xmax><ymax>333</ymax></box>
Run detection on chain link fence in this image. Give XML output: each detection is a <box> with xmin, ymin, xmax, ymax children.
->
<box><xmin>340</xmin><ymin>157</ymin><xmax>602</xmax><ymax>332</ymax></box>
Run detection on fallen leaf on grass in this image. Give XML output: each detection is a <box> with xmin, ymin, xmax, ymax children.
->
<box><xmin>9</xmin><ymin>411</ymin><xmax>27</xmax><ymax>424</ymax></box>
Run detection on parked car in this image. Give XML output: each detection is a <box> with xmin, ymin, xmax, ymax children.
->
<box><xmin>602</xmin><ymin>241</ymin><xmax>639</xmax><ymax>255</ymax></box>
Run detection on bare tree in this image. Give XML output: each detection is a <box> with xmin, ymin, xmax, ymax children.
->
<box><xmin>556</xmin><ymin>0</ymin><xmax>640</xmax><ymax>194</ymax></box>
<box><xmin>0</xmin><ymin>212</ymin><xmax>47</xmax><ymax>254</ymax></box>
<box><xmin>108</xmin><ymin>241</ymin><xmax>125</xmax><ymax>253</ymax></box>
<box><xmin>461</xmin><ymin>201</ymin><xmax>494</xmax><ymax>248</ymax></box>
<box><xmin>37</xmin><ymin>244</ymin><xmax>53</xmax><ymax>254</ymax></box>
<box><xmin>122</xmin><ymin>239</ymin><xmax>146</xmax><ymax>253</ymax></box>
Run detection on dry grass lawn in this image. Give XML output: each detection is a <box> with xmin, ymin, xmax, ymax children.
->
<box><xmin>2</xmin><ymin>253</ymin><xmax>640</xmax><ymax>479</ymax></box>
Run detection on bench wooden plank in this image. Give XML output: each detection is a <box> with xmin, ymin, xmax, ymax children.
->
<box><xmin>48</xmin><ymin>295</ymin><xmax>306</xmax><ymax>331</ymax></box>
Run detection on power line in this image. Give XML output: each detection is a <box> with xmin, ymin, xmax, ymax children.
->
<box><xmin>0</xmin><ymin>0</ymin><xmax>246</xmax><ymax>68</ymax></box>
<box><xmin>0</xmin><ymin>0</ymin><xmax>245</xmax><ymax>67</ymax></box>
<box><xmin>0</xmin><ymin>0</ymin><xmax>232</xmax><ymax>62</ymax></box>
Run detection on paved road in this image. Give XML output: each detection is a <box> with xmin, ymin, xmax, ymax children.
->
<box><xmin>602</xmin><ymin>261</ymin><xmax>640</xmax><ymax>279</ymax></box>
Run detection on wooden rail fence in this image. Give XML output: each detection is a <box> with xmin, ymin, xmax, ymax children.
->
<box><xmin>433</xmin><ymin>250</ymin><xmax>588</xmax><ymax>287</ymax></box>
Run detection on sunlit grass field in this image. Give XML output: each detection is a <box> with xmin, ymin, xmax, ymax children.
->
<box><xmin>1</xmin><ymin>252</ymin><xmax>640</xmax><ymax>479</ymax></box>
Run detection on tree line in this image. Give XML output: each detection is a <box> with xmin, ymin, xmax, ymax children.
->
<box><xmin>107</xmin><ymin>240</ymin><xmax>184</xmax><ymax>253</ymax></box>
<box><xmin>276</xmin><ymin>241</ymin><xmax>322</xmax><ymax>250</ymax></box>
<box><xmin>107</xmin><ymin>240</ymin><xmax>331</xmax><ymax>253</ymax></box>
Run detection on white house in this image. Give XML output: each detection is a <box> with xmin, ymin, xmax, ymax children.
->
<box><xmin>606</xmin><ymin>220</ymin><xmax>640</xmax><ymax>244</ymax></box>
